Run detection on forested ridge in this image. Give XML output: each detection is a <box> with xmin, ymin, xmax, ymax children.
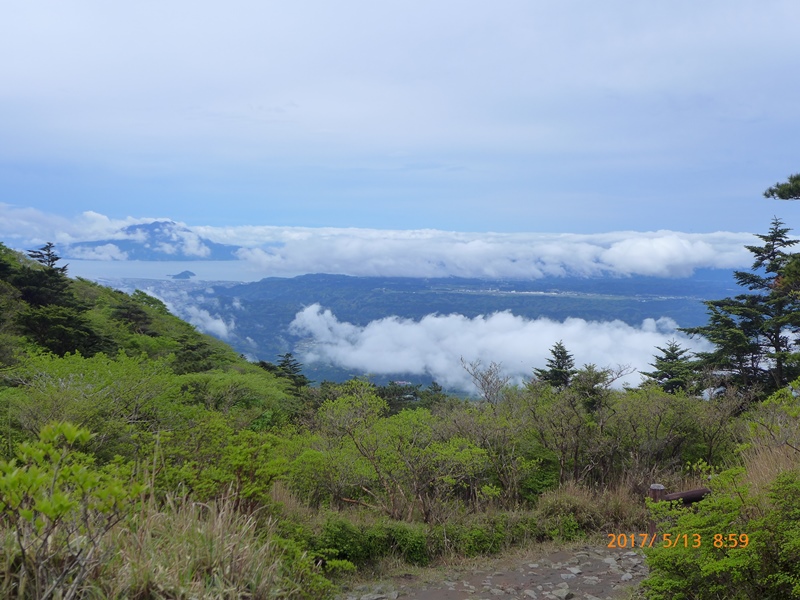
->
<box><xmin>2</xmin><ymin>204</ymin><xmax>800</xmax><ymax>597</ymax></box>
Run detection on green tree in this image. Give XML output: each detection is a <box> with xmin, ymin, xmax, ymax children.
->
<box><xmin>682</xmin><ymin>217</ymin><xmax>800</xmax><ymax>394</ymax></box>
<box><xmin>0</xmin><ymin>242</ymin><xmax>17</xmax><ymax>281</ymax></box>
<box><xmin>641</xmin><ymin>340</ymin><xmax>698</xmax><ymax>394</ymax></box>
<box><xmin>376</xmin><ymin>381</ymin><xmax>421</xmax><ymax>414</ymax></box>
<box><xmin>11</xmin><ymin>265</ymin><xmax>74</xmax><ymax>308</ymax></box>
<box><xmin>172</xmin><ymin>333</ymin><xmax>215</xmax><ymax>374</ymax></box>
<box><xmin>764</xmin><ymin>172</ymin><xmax>800</xmax><ymax>201</ymax></box>
<box><xmin>2</xmin><ymin>352</ymin><xmax>180</xmax><ymax>460</ymax></box>
<box><xmin>258</xmin><ymin>352</ymin><xmax>311</xmax><ymax>396</ymax></box>
<box><xmin>534</xmin><ymin>341</ymin><xmax>577</xmax><ymax>388</ymax></box>
<box><xmin>418</xmin><ymin>381</ymin><xmax>451</xmax><ymax>410</ymax></box>
<box><xmin>16</xmin><ymin>305</ymin><xmax>114</xmax><ymax>356</ymax></box>
<box><xmin>27</xmin><ymin>242</ymin><xmax>67</xmax><ymax>273</ymax></box>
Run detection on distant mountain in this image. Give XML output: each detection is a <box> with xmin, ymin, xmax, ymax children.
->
<box><xmin>102</xmin><ymin>270</ymin><xmax>739</xmax><ymax>385</ymax></box>
<box><xmin>61</xmin><ymin>220</ymin><xmax>241</xmax><ymax>261</ymax></box>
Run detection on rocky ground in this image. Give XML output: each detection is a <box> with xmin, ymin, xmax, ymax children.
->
<box><xmin>337</xmin><ymin>543</ymin><xmax>648</xmax><ymax>600</ymax></box>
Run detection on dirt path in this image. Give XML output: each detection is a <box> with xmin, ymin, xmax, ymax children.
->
<box><xmin>338</xmin><ymin>543</ymin><xmax>648</xmax><ymax>600</ymax></box>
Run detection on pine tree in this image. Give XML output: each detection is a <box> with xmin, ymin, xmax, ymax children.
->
<box><xmin>27</xmin><ymin>242</ymin><xmax>68</xmax><ymax>273</ymax></box>
<box><xmin>277</xmin><ymin>352</ymin><xmax>311</xmax><ymax>392</ymax></box>
<box><xmin>641</xmin><ymin>340</ymin><xmax>697</xmax><ymax>394</ymax></box>
<box><xmin>534</xmin><ymin>341</ymin><xmax>577</xmax><ymax>388</ymax></box>
<box><xmin>259</xmin><ymin>353</ymin><xmax>311</xmax><ymax>396</ymax></box>
<box><xmin>682</xmin><ymin>217</ymin><xmax>800</xmax><ymax>393</ymax></box>
<box><xmin>764</xmin><ymin>173</ymin><xmax>800</xmax><ymax>201</ymax></box>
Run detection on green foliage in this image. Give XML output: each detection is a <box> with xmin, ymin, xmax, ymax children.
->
<box><xmin>384</xmin><ymin>521</ymin><xmax>429</xmax><ymax>565</ymax></box>
<box><xmin>172</xmin><ymin>333</ymin><xmax>216</xmax><ymax>374</ymax></box>
<box><xmin>534</xmin><ymin>340</ymin><xmax>577</xmax><ymax>388</ymax></box>
<box><xmin>418</xmin><ymin>381</ymin><xmax>451</xmax><ymax>410</ymax></box>
<box><xmin>178</xmin><ymin>367</ymin><xmax>297</xmax><ymax>429</ymax></box>
<box><xmin>459</xmin><ymin>518</ymin><xmax>507</xmax><ymax>556</ymax></box>
<box><xmin>764</xmin><ymin>172</ymin><xmax>800</xmax><ymax>201</ymax></box>
<box><xmin>642</xmin><ymin>467</ymin><xmax>800</xmax><ymax>600</ymax></box>
<box><xmin>0</xmin><ymin>422</ymin><xmax>145</xmax><ymax>598</ymax></box>
<box><xmin>642</xmin><ymin>339</ymin><xmax>699</xmax><ymax>394</ymax></box>
<box><xmin>518</xmin><ymin>445</ymin><xmax>560</xmax><ymax>498</ymax></box>
<box><xmin>131</xmin><ymin>288</ymin><xmax>170</xmax><ymax>314</ymax></box>
<box><xmin>152</xmin><ymin>407</ymin><xmax>287</xmax><ymax>504</ymax></box>
<box><xmin>758</xmin><ymin>470</ymin><xmax>800</xmax><ymax>596</ymax></box>
<box><xmin>375</xmin><ymin>380</ymin><xmax>421</xmax><ymax>414</ymax></box>
<box><xmin>318</xmin><ymin>516</ymin><xmax>373</xmax><ymax>565</ymax></box>
<box><xmin>11</xmin><ymin>264</ymin><xmax>74</xmax><ymax>308</ymax></box>
<box><xmin>683</xmin><ymin>217</ymin><xmax>800</xmax><ymax>394</ymax></box>
<box><xmin>17</xmin><ymin>304</ymin><xmax>115</xmax><ymax>356</ymax></box>
<box><xmin>2</xmin><ymin>351</ymin><xmax>180</xmax><ymax>461</ymax></box>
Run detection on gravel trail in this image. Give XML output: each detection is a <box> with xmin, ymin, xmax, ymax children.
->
<box><xmin>339</xmin><ymin>543</ymin><xmax>648</xmax><ymax>600</ymax></box>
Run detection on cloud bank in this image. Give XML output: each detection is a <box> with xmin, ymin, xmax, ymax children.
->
<box><xmin>0</xmin><ymin>205</ymin><xmax>159</xmax><ymax>245</ymax></box>
<box><xmin>0</xmin><ymin>206</ymin><xmax>757</xmax><ymax>280</ymax></box>
<box><xmin>290</xmin><ymin>304</ymin><xmax>713</xmax><ymax>392</ymax></box>
<box><xmin>230</xmin><ymin>228</ymin><xmax>753</xmax><ymax>279</ymax></box>
<box><xmin>131</xmin><ymin>287</ymin><xmax>237</xmax><ymax>342</ymax></box>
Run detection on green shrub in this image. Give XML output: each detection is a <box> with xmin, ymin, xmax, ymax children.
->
<box><xmin>460</xmin><ymin>524</ymin><xmax>504</xmax><ymax>556</ymax></box>
<box><xmin>385</xmin><ymin>521</ymin><xmax>429</xmax><ymax>566</ymax></box>
<box><xmin>362</xmin><ymin>522</ymin><xmax>392</xmax><ymax>561</ymax></box>
<box><xmin>534</xmin><ymin>482</ymin><xmax>599</xmax><ymax>540</ymax></box>
<box><xmin>0</xmin><ymin>422</ymin><xmax>145</xmax><ymax>599</ymax></box>
<box><xmin>319</xmin><ymin>516</ymin><xmax>370</xmax><ymax>565</ymax></box>
<box><xmin>520</xmin><ymin>446</ymin><xmax>560</xmax><ymax>499</ymax></box>
<box><xmin>642</xmin><ymin>467</ymin><xmax>800</xmax><ymax>600</ymax></box>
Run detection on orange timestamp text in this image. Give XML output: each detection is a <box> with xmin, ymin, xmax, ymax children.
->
<box><xmin>607</xmin><ymin>533</ymin><xmax>749</xmax><ymax>549</ymax></box>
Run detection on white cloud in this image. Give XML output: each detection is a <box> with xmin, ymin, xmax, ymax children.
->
<box><xmin>0</xmin><ymin>204</ymin><xmax>163</xmax><ymax>245</ymax></box>
<box><xmin>155</xmin><ymin>242</ymin><xmax>178</xmax><ymax>255</ymax></box>
<box><xmin>177</xmin><ymin>234</ymin><xmax>211</xmax><ymax>258</ymax></box>
<box><xmin>183</xmin><ymin>306</ymin><xmax>235</xmax><ymax>340</ymax></box>
<box><xmin>133</xmin><ymin>286</ymin><xmax>236</xmax><ymax>341</ymax></box>
<box><xmin>0</xmin><ymin>206</ymin><xmax>759</xmax><ymax>280</ymax></box>
<box><xmin>229</xmin><ymin>227</ymin><xmax>753</xmax><ymax>279</ymax></box>
<box><xmin>290</xmin><ymin>304</ymin><xmax>712</xmax><ymax>393</ymax></box>
<box><xmin>67</xmin><ymin>243</ymin><xmax>128</xmax><ymax>261</ymax></box>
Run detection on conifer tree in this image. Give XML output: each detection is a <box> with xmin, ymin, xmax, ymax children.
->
<box><xmin>27</xmin><ymin>242</ymin><xmax>68</xmax><ymax>273</ymax></box>
<box><xmin>764</xmin><ymin>172</ymin><xmax>800</xmax><ymax>201</ymax></box>
<box><xmin>534</xmin><ymin>341</ymin><xmax>577</xmax><ymax>388</ymax></box>
<box><xmin>641</xmin><ymin>340</ymin><xmax>697</xmax><ymax>394</ymax></box>
<box><xmin>682</xmin><ymin>217</ymin><xmax>800</xmax><ymax>393</ymax></box>
<box><xmin>277</xmin><ymin>352</ymin><xmax>311</xmax><ymax>392</ymax></box>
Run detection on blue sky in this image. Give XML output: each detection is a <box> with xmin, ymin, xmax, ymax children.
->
<box><xmin>2</xmin><ymin>1</ymin><xmax>799</xmax><ymax>236</ymax></box>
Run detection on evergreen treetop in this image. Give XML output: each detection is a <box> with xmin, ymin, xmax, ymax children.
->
<box><xmin>534</xmin><ymin>340</ymin><xmax>577</xmax><ymax>388</ymax></box>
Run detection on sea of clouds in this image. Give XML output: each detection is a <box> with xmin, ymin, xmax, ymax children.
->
<box><xmin>215</xmin><ymin>227</ymin><xmax>754</xmax><ymax>279</ymax></box>
<box><xmin>0</xmin><ymin>206</ymin><xmax>756</xmax><ymax>280</ymax></box>
<box><xmin>289</xmin><ymin>304</ymin><xmax>713</xmax><ymax>392</ymax></box>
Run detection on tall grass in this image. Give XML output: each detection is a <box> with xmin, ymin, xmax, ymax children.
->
<box><xmin>0</xmin><ymin>493</ymin><xmax>333</xmax><ymax>599</ymax></box>
<box><xmin>105</xmin><ymin>495</ymin><xmax>285</xmax><ymax>599</ymax></box>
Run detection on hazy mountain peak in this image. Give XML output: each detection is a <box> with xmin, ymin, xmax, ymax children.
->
<box><xmin>62</xmin><ymin>220</ymin><xmax>241</xmax><ymax>261</ymax></box>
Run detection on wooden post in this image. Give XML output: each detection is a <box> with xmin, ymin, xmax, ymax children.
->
<box><xmin>648</xmin><ymin>484</ymin><xmax>665</xmax><ymax>538</ymax></box>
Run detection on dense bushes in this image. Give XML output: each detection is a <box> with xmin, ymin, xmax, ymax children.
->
<box><xmin>0</xmin><ymin>423</ymin><xmax>334</xmax><ymax>599</ymax></box>
<box><xmin>642</xmin><ymin>467</ymin><xmax>800</xmax><ymax>599</ymax></box>
<box><xmin>639</xmin><ymin>384</ymin><xmax>800</xmax><ymax>600</ymax></box>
